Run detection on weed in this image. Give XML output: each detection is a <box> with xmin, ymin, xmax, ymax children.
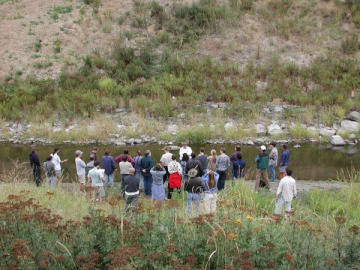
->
<box><xmin>34</xmin><ymin>40</ymin><xmax>42</xmax><ymax>52</ymax></box>
<box><xmin>341</xmin><ymin>33</ymin><xmax>359</xmax><ymax>54</ymax></box>
<box><xmin>53</xmin><ymin>5</ymin><xmax>73</xmax><ymax>14</ymax></box>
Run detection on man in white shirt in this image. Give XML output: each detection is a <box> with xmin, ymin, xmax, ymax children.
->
<box><xmin>275</xmin><ymin>169</ymin><xmax>297</xmax><ymax>220</ymax></box>
<box><xmin>75</xmin><ymin>150</ymin><xmax>86</xmax><ymax>192</ymax></box>
<box><xmin>160</xmin><ymin>146</ymin><xmax>173</xmax><ymax>183</ymax></box>
<box><xmin>51</xmin><ymin>148</ymin><xmax>67</xmax><ymax>187</ymax></box>
<box><xmin>179</xmin><ymin>142</ymin><xmax>192</xmax><ymax>161</ymax></box>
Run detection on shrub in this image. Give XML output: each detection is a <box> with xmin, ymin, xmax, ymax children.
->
<box><xmin>240</xmin><ymin>0</ymin><xmax>253</xmax><ymax>10</ymax></box>
<box><xmin>53</xmin><ymin>5</ymin><xmax>73</xmax><ymax>14</ymax></box>
<box><xmin>98</xmin><ymin>78</ymin><xmax>117</xmax><ymax>94</ymax></box>
<box><xmin>341</xmin><ymin>33</ymin><xmax>359</xmax><ymax>54</ymax></box>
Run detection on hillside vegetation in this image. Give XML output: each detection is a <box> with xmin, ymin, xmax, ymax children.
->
<box><xmin>0</xmin><ymin>0</ymin><xmax>359</xmax><ymax>130</ymax></box>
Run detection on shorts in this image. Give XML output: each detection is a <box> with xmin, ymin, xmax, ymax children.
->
<box><xmin>78</xmin><ymin>174</ymin><xmax>86</xmax><ymax>184</ymax></box>
<box><xmin>93</xmin><ymin>186</ymin><xmax>105</xmax><ymax>199</ymax></box>
<box><xmin>55</xmin><ymin>170</ymin><xmax>62</xmax><ymax>178</ymax></box>
<box><xmin>279</xmin><ymin>166</ymin><xmax>287</xmax><ymax>173</ymax></box>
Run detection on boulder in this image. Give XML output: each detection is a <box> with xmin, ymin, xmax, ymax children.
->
<box><xmin>319</xmin><ymin>128</ymin><xmax>336</xmax><ymax>137</ymax></box>
<box><xmin>267</xmin><ymin>124</ymin><xmax>282</xmax><ymax>135</ymax></box>
<box><xmin>134</xmin><ymin>139</ymin><xmax>142</xmax><ymax>144</ymax></box>
<box><xmin>348</xmin><ymin>111</ymin><xmax>360</xmax><ymax>122</ymax></box>
<box><xmin>126</xmin><ymin>138</ymin><xmax>135</xmax><ymax>144</ymax></box>
<box><xmin>224</xmin><ymin>122</ymin><xmax>234</xmax><ymax>131</ymax></box>
<box><xmin>349</xmin><ymin>134</ymin><xmax>357</xmax><ymax>140</ymax></box>
<box><xmin>294</xmin><ymin>144</ymin><xmax>301</xmax><ymax>148</ymax></box>
<box><xmin>340</xmin><ymin>120</ymin><xmax>359</xmax><ymax>133</ymax></box>
<box><xmin>167</xmin><ymin>124</ymin><xmax>178</xmax><ymax>134</ymax></box>
<box><xmin>331</xmin><ymin>135</ymin><xmax>346</xmax><ymax>146</ymax></box>
<box><xmin>254</xmin><ymin>124</ymin><xmax>266</xmax><ymax>135</ymax></box>
<box><xmin>274</xmin><ymin>106</ymin><xmax>283</xmax><ymax>113</ymax></box>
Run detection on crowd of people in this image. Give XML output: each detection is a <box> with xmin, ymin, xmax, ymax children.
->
<box><xmin>29</xmin><ymin>142</ymin><xmax>296</xmax><ymax>219</ymax></box>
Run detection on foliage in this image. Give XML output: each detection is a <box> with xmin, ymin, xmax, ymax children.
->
<box><xmin>0</xmin><ymin>182</ymin><xmax>359</xmax><ymax>269</ymax></box>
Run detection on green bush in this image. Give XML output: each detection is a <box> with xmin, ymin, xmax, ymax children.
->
<box><xmin>98</xmin><ymin>78</ymin><xmax>117</xmax><ymax>94</ymax></box>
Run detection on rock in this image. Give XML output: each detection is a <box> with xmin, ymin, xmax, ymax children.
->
<box><xmin>340</xmin><ymin>120</ymin><xmax>359</xmax><ymax>133</ymax></box>
<box><xmin>319</xmin><ymin>128</ymin><xmax>336</xmax><ymax>137</ymax></box>
<box><xmin>147</xmin><ymin>24</ymin><xmax>156</xmax><ymax>35</ymax></box>
<box><xmin>331</xmin><ymin>135</ymin><xmax>346</xmax><ymax>146</ymax></box>
<box><xmin>267</xmin><ymin>124</ymin><xmax>282</xmax><ymax>135</ymax></box>
<box><xmin>262</xmin><ymin>107</ymin><xmax>271</xmax><ymax>114</ymax></box>
<box><xmin>170</xmin><ymin>145</ymin><xmax>181</xmax><ymax>151</ymax></box>
<box><xmin>254</xmin><ymin>124</ymin><xmax>266</xmax><ymax>135</ymax></box>
<box><xmin>134</xmin><ymin>139</ymin><xmax>142</xmax><ymax>144</ymax></box>
<box><xmin>349</xmin><ymin>134</ymin><xmax>357</xmax><ymax>140</ymax></box>
<box><xmin>348</xmin><ymin>111</ymin><xmax>360</xmax><ymax>121</ymax></box>
<box><xmin>117</xmin><ymin>124</ymin><xmax>126</xmax><ymax>131</ymax></box>
<box><xmin>243</xmin><ymin>140</ymin><xmax>254</xmax><ymax>145</ymax></box>
<box><xmin>126</xmin><ymin>138</ymin><xmax>135</xmax><ymax>144</ymax></box>
<box><xmin>210</xmin><ymin>104</ymin><xmax>219</xmax><ymax>109</ymax></box>
<box><xmin>224</xmin><ymin>122</ymin><xmax>234</xmax><ymax>131</ymax></box>
<box><xmin>294</xmin><ymin>144</ymin><xmax>301</xmax><ymax>148</ymax></box>
<box><xmin>53</xmin><ymin>127</ymin><xmax>62</xmax><ymax>133</ymax></box>
<box><xmin>167</xmin><ymin>124</ymin><xmax>178</xmax><ymax>134</ymax></box>
<box><xmin>307</xmin><ymin>126</ymin><xmax>318</xmax><ymax>135</ymax></box>
<box><xmin>274</xmin><ymin>106</ymin><xmax>283</xmax><ymax>113</ymax></box>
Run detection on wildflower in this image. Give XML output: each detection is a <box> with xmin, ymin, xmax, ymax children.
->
<box><xmin>284</xmin><ymin>252</ymin><xmax>293</xmax><ymax>263</ymax></box>
<box><xmin>326</xmin><ymin>259</ymin><xmax>336</xmax><ymax>265</ymax></box>
<box><xmin>334</xmin><ymin>216</ymin><xmax>346</xmax><ymax>225</ymax></box>
<box><xmin>38</xmin><ymin>260</ymin><xmax>48</xmax><ymax>268</ymax></box>
<box><xmin>267</xmin><ymin>260</ymin><xmax>276</xmax><ymax>268</ymax></box>
<box><xmin>246</xmin><ymin>215</ymin><xmax>254</xmax><ymax>220</ymax></box>
<box><xmin>240</xmin><ymin>260</ymin><xmax>254</xmax><ymax>270</ymax></box>
<box><xmin>253</xmin><ymin>227</ymin><xmax>260</xmax><ymax>232</ymax></box>
<box><xmin>349</xmin><ymin>225</ymin><xmax>359</xmax><ymax>235</ymax></box>
<box><xmin>10</xmin><ymin>238</ymin><xmax>33</xmax><ymax>259</ymax></box>
<box><xmin>234</xmin><ymin>219</ymin><xmax>242</xmax><ymax>225</ymax></box>
<box><xmin>227</xmin><ymin>232</ymin><xmax>237</xmax><ymax>241</ymax></box>
<box><xmin>241</xmin><ymin>250</ymin><xmax>253</xmax><ymax>259</ymax></box>
<box><xmin>108</xmin><ymin>197</ymin><xmax>118</xmax><ymax>206</ymax></box>
<box><xmin>55</xmin><ymin>256</ymin><xmax>65</xmax><ymax>262</ymax></box>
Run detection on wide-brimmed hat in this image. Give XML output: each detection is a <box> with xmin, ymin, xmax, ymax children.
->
<box><xmin>188</xmin><ymin>168</ymin><xmax>198</xmax><ymax>178</ymax></box>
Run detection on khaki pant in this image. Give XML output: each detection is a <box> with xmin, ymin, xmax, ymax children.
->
<box><xmin>255</xmin><ymin>169</ymin><xmax>270</xmax><ymax>192</ymax></box>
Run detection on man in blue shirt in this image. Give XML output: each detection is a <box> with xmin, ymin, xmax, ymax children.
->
<box><xmin>279</xmin><ymin>144</ymin><xmax>290</xmax><ymax>179</ymax></box>
<box><xmin>101</xmin><ymin>150</ymin><xmax>117</xmax><ymax>188</ymax></box>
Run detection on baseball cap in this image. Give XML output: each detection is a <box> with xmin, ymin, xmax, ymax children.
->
<box><xmin>75</xmin><ymin>150</ymin><xmax>83</xmax><ymax>155</ymax></box>
<box><xmin>260</xmin><ymin>145</ymin><xmax>266</xmax><ymax>151</ymax></box>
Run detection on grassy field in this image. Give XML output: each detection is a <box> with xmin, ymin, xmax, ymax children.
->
<box><xmin>1</xmin><ymin>177</ymin><xmax>359</xmax><ymax>269</ymax></box>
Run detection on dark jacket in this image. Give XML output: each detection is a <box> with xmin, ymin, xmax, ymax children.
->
<box><xmin>140</xmin><ymin>156</ymin><xmax>154</xmax><ymax>177</ymax></box>
<box><xmin>255</xmin><ymin>152</ymin><xmax>269</xmax><ymax>170</ymax></box>
<box><xmin>196</xmin><ymin>155</ymin><xmax>208</xmax><ymax>170</ymax></box>
<box><xmin>230</xmin><ymin>151</ymin><xmax>242</xmax><ymax>162</ymax></box>
<box><xmin>185</xmin><ymin>159</ymin><xmax>203</xmax><ymax>176</ymax></box>
<box><xmin>124</xmin><ymin>175</ymin><xmax>140</xmax><ymax>193</ymax></box>
<box><xmin>89</xmin><ymin>151</ymin><xmax>97</xmax><ymax>161</ymax></box>
<box><xmin>184</xmin><ymin>177</ymin><xmax>205</xmax><ymax>193</ymax></box>
<box><xmin>29</xmin><ymin>152</ymin><xmax>40</xmax><ymax>169</ymax></box>
<box><xmin>101</xmin><ymin>155</ymin><xmax>116</xmax><ymax>175</ymax></box>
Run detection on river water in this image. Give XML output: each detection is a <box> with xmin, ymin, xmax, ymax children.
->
<box><xmin>1</xmin><ymin>143</ymin><xmax>359</xmax><ymax>182</ymax></box>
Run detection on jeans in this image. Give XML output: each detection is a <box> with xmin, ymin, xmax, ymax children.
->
<box><xmin>104</xmin><ymin>173</ymin><xmax>114</xmax><ymax>188</ymax></box>
<box><xmin>121</xmin><ymin>174</ymin><xmax>128</xmax><ymax>198</ymax></box>
<box><xmin>125</xmin><ymin>194</ymin><xmax>139</xmax><ymax>214</ymax></box>
<box><xmin>204</xmin><ymin>192</ymin><xmax>217</xmax><ymax>214</ymax></box>
<box><xmin>187</xmin><ymin>192</ymin><xmax>201</xmax><ymax>216</ymax></box>
<box><xmin>275</xmin><ymin>196</ymin><xmax>292</xmax><ymax>219</ymax></box>
<box><xmin>217</xmin><ymin>170</ymin><xmax>227</xmax><ymax>191</ymax></box>
<box><xmin>32</xmin><ymin>166</ymin><xmax>41</xmax><ymax>186</ymax></box>
<box><xmin>136</xmin><ymin>172</ymin><xmax>144</xmax><ymax>191</ymax></box>
<box><xmin>143</xmin><ymin>175</ymin><xmax>153</xmax><ymax>195</ymax></box>
<box><xmin>231</xmin><ymin>166</ymin><xmax>239</xmax><ymax>180</ymax></box>
<box><xmin>46</xmin><ymin>176</ymin><xmax>56</xmax><ymax>189</ymax></box>
<box><xmin>269</xmin><ymin>165</ymin><xmax>276</xmax><ymax>182</ymax></box>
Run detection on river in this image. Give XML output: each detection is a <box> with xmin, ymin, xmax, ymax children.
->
<box><xmin>0</xmin><ymin>143</ymin><xmax>359</xmax><ymax>182</ymax></box>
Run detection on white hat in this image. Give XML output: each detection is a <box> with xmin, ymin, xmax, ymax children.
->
<box><xmin>75</xmin><ymin>150</ymin><xmax>83</xmax><ymax>155</ymax></box>
<box><xmin>260</xmin><ymin>145</ymin><xmax>266</xmax><ymax>151</ymax></box>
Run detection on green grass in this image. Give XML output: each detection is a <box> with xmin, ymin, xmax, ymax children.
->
<box><xmin>0</xmin><ymin>178</ymin><xmax>359</xmax><ymax>269</ymax></box>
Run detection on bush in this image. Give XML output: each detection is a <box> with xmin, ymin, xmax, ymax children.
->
<box><xmin>342</xmin><ymin>33</ymin><xmax>359</xmax><ymax>54</ymax></box>
<box><xmin>98</xmin><ymin>77</ymin><xmax>117</xmax><ymax>94</ymax></box>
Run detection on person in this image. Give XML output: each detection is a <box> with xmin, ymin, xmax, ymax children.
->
<box><xmin>119</xmin><ymin>155</ymin><xmax>133</xmax><ymax>198</ymax></box>
<box><xmin>75</xmin><ymin>150</ymin><xmax>86</xmax><ymax>192</ymax></box>
<box><xmin>207</xmin><ymin>149</ymin><xmax>217</xmax><ymax>172</ymax></box>
<box><xmin>279</xmin><ymin>144</ymin><xmax>290</xmax><ymax>179</ymax></box>
<box><xmin>89</xmin><ymin>147</ymin><xmax>98</xmax><ymax>161</ymax></box>
<box><xmin>43</xmin><ymin>156</ymin><xmax>56</xmax><ymax>189</ymax></box>
<box><xmin>101</xmin><ymin>150</ymin><xmax>117</xmax><ymax>188</ymax></box>
<box><xmin>180</xmin><ymin>153</ymin><xmax>189</xmax><ymax>181</ymax></box>
<box><xmin>255</xmin><ymin>145</ymin><xmax>271</xmax><ymax>193</ymax></box>
<box><xmin>115</xmin><ymin>149</ymin><xmax>135</xmax><ymax>164</ymax></box>
<box><xmin>86</xmin><ymin>155</ymin><xmax>95</xmax><ymax>175</ymax></box>
<box><xmin>29</xmin><ymin>146</ymin><xmax>41</xmax><ymax>186</ymax></box>
<box><xmin>179</xmin><ymin>142</ymin><xmax>192</xmax><ymax>160</ymax></box>
<box><xmin>275</xmin><ymin>168</ymin><xmax>297</xmax><ymax>220</ymax></box>
<box><xmin>133</xmin><ymin>150</ymin><xmax>144</xmax><ymax>192</ymax></box>
<box><xmin>201</xmin><ymin>171</ymin><xmax>219</xmax><ymax>214</ymax></box>
<box><xmin>51</xmin><ymin>148</ymin><xmax>67</xmax><ymax>187</ymax></box>
<box><xmin>87</xmin><ymin>160</ymin><xmax>105</xmax><ymax>203</ymax></box>
<box><xmin>186</xmin><ymin>152</ymin><xmax>203</xmax><ymax>177</ymax></box>
<box><xmin>230</xmin><ymin>146</ymin><xmax>242</xmax><ymax>180</ymax></box>
<box><xmin>140</xmin><ymin>150</ymin><xmax>154</xmax><ymax>196</ymax></box>
<box><xmin>196</xmin><ymin>147</ymin><xmax>208</xmax><ymax>175</ymax></box>
<box><xmin>167</xmin><ymin>154</ymin><xmax>183</xmax><ymax>199</ymax></box>
<box><xmin>184</xmin><ymin>168</ymin><xmax>205</xmax><ymax>216</ymax></box>
<box><xmin>124</xmin><ymin>168</ymin><xmax>140</xmax><ymax>214</ymax></box>
<box><xmin>216</xmin><ymin>148</ymin><xmax>230</xmax><ymax>191</ymax></box>
<box><xmin>160</xmin><ymin>146</ymin><xmax>173</xmax><ymax>183</ymax></box>
<box><xmin>150</xmin><ymin>163</ymin><xmax>166</xmax><ymax>201</ymax></box>
<box><xmin>232</xmin><ymin>153</ymin><xmax>246</xmax><ymax>181</ymax></box>
<box><xmin>268</xmin><ymin>142</ymin><xmax>278</xmax><ymax>182</ymax></box>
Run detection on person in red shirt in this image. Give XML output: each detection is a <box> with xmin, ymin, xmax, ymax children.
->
<box><xmin>115</xmin><ymin>149</ymin><xmax>135</xmax><ymax>164</ymax></box>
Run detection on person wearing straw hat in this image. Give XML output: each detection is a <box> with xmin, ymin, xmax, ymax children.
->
<box><xmin>254</xmin><ymin>145</ymin><xmax>271</xmax><ymax>193</ymax></box>
<box><xmin>184</xmin><ymin>168</ymin><xmax>205</xmax><ymax>216</ymax></box>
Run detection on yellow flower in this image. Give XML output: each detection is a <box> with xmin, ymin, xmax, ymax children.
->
<box><xmin>235</xmin><ymin>219</ymin><xmax>242</xmax><ymax>224</ymax></box>
<box><xmin>246</xmin><ymin>215</ymin><xmax>254</xmax><ymax>220</ymax></box>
